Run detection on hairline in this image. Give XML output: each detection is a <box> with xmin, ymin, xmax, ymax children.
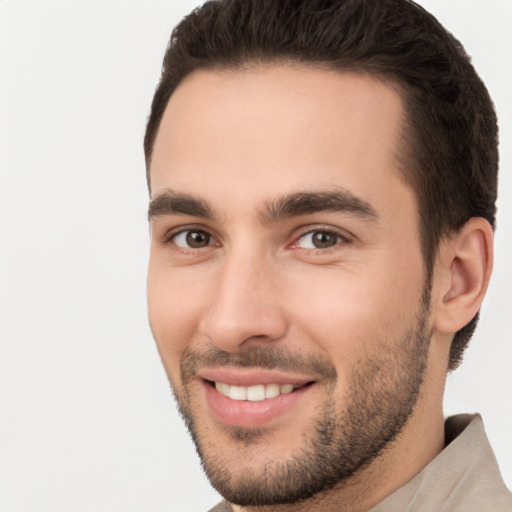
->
<box><xmin>146</xmin><ymin>59</ymin><xmax>417</xmax><ymax>188</ymax></box>
<box><xmin>146</xmin><ymin>59</ymin><xmax>437</xmax><ymax>283</ymax></box>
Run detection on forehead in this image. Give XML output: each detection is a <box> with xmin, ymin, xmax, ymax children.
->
<box><xmin>149</xmin><ymin>64</ymin><xmax>411</xmax><ymax>218</ymax></box>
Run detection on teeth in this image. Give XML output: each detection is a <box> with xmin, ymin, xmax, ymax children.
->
<box><xmin>280</xmin><ymin>384</ymin><xmax>294</xmax><ymax>395</ymax></box>
<box><xmin>214</xmin><ymin>382</ymin><xmax>300</xmax><ymax>401</ymax></box>
<box><xmin>265</xmin><ymin>383</ymin><xmax>280</xmax><ymax>399</ymax></box>
<box><xmin>229</xmin><ymin>385</ymin><xmax>247</xmax><ymax>401</ymax></box>
<box><xmin>247</xmin><ymin>384</ymin><xmax>265</xmax><ymax>401</ymax></box>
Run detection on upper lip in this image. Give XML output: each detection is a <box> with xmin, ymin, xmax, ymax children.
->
<box><xmin>198</xmin><ymin>367</ymin><xmax>317</xmax><ymax>387</ymax></box>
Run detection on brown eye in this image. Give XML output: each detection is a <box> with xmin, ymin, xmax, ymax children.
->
<box><xmin>297</xmin><ymin>230</ymin><xmax>341</xmax><ymax>249</ymax></box>
<box><xmin>173</xmin><ymin>230</ymin><xmax>212</xmax><ymax>248</ymax></box>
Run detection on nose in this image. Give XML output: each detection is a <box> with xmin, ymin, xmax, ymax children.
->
<box><xmin>198</xmin><ymin>248</ymin><xmax>288</xmax><ymax>352</ymax></box>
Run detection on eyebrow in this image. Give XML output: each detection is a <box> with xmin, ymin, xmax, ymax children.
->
<box><xmin>261</xmin><ymin>190</ymin><xmax>378</xmax><ymax>223</ymax></box>
<box><xmin>148</xmin><ymin>188</ymin><xmax>378</xmax><ymax>224</ymax></box>
<box><xmin>148</xmin><ymin>191</ymin><xmax>215</xmax><ymax>220</ymax></box>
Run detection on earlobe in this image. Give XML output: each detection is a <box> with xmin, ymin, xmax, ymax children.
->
<box><xmin>434</xmin><ymin>218</ymin><xmax>493</xmax><ymax>334</ymax></box>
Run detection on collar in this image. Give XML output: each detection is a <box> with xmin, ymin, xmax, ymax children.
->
<box><xmin>371</xmin><ymin>414</ymin><xmax>512</xmax><ymax>511</ymax></box>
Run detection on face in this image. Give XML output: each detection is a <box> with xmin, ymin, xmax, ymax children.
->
<box><xmin>147</xmin><ymin>65</ymin><xmax>432</xmax><ymax>506</ymax></box>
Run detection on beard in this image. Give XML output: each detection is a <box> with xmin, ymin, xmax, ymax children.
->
<box><xmin>167</xmin><ymin>294</ymin><xmax>432</xmax><ymax>507</ymax></box>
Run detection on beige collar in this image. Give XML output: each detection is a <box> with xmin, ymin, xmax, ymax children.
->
<box><xmin>371</xmin><ymin>414</ymin><xmax>512</xmax><ymax>511</ymax></box>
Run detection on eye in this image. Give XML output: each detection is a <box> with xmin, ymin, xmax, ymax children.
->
<box><xmin>172</xmin><ymin>229</ymin><xmax>214</xmax><ymax>249</ymax></box>
<box><xmin>296</xmin><ymin>230</ymin><xmax>343</xmax><ymax>249</ymax></box>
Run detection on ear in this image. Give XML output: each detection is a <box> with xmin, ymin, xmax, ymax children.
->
<box><xmin>433</xmin><ymin>218</ymin><xmax>494</xmax><ymax>334</ymax></box>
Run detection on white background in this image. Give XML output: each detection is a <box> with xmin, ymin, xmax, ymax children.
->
<box><xmin>0</xmin><ymin>1</ymin><xmax>511</xmax><ymax>511</ymax></box>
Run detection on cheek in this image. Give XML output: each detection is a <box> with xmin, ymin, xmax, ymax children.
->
<box><xmin>147</xmin><ymin>262</ymin><xmax>207</xmax><ymax>378</ymax></box>
<box><xmin>284</xmin><ymin>261</ymin><xmax>425</xmax><ymax>362</ymax></box>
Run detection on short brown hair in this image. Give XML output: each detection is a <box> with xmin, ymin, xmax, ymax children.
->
<box><xmin>144</xmin><ymin>0</ymin><xmax>499</xmax><ymax>370</ymax></box>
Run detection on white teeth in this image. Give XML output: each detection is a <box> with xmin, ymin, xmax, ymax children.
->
<box><xmin>215</xmin><ymin>382</ymin><xmax>300</xmax><ymax>401</ymax></box>
<box><xmin>265</xmin><ymin>383</ymin><xmax>280</xmax><ymax>399</ymax></box>
<box><xmin>229</xmin><ymin>385</ymin><xmax>247</xmax><ymax>401</ymax></box>
<box><xmin>247</xmin><ymin>385</ymin><xmax>265</xmax><ymax>401</ymax></box>
<box><xmin>215</xmin><ymin>382</ymin><xmax>230</xmax><ymax>396</ymax></box>
<box><xmin>280</xmin><ymin>384</ymin><xmax>294</xmax><ymax>395</ymax></box>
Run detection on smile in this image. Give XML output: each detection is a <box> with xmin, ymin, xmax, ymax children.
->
<box><xmin>214</xmin><ymin>382</ymin><xmax>300</xmax><ymax>401</ymax></box>
<box><xmin>197</xmin><ymin>368</ymin><xmax>318</xmax><ymax>427</ymax></box>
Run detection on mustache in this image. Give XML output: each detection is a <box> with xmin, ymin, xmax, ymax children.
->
<box><xmin>180</xmin><ymin>345</ymin><xmax>337</xmax><ymax>386</ymax></box>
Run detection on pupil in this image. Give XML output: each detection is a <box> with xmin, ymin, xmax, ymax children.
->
<box><xmin>186</xmin><ymin>231</ymin><xmax>210</xmax><ymax>248</ymax></box>
<box><xmin>313</xmin><ymin>232</ymin><xmax>336</xmax><ymax>248</ymax></box>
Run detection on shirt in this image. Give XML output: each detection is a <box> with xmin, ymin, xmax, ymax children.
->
<box><xmin>208</xmin><ymin>414</ymin><xmax>512</xmax><ymax>512</ymax></box>
<box><xmin>372</xmin><ymin>414</ymin><xmax>512</xmax><ymax>511</ymax></box>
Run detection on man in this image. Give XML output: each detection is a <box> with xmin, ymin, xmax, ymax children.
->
<box><xmin>144</xmin><ymin>0</ymin><xmax>512</xmax><ymax>510</ymax></box>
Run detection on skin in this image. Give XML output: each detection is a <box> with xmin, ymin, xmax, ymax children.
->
<box><xmin>147</xmin><ymin>64</ymin><xmax>493</xmax><ymax>511</ymax></box>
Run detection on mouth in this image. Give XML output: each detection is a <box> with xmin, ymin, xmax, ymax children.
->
<box><xmin>198</xmin><ymin>369</ymin><xmax>317</xmax><ymax>428</ymax></box>
<box><xmin>211</xmin><ymin>381</ymin><xmax>311</xmax><ymax>401</ymax></box>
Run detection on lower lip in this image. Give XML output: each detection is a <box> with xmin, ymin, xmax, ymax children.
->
<box><xmin>203</xmin><ymin>381</ymin><xmax>313</xmax><ymax>428</ymax></box>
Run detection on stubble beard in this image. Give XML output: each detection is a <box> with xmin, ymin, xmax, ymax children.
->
<box><xmin>168</xmin><ymin>297</ymin><xmax>432</xmax><ymax>507</ymax></box>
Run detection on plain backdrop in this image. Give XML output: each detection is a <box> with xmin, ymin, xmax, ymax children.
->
<box><xmin>0</xmin><ymin>1</ymin><xmax>511</xmax><ymax>511</ymax></box>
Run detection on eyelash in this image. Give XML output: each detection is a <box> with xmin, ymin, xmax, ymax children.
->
<box><xmin>162</xmin><ymin>225</ymin><xmax>217</xmax><ymax>249</ymax></box>
<box><xmin>161</xmin><ymin>225</ymin><xmax>351</xmax><ymax>253</ymax></box>
<box><xmin>292</xmin><ymin>226</ymin><xmax>351</xmax><ymax>252</ymax></box>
